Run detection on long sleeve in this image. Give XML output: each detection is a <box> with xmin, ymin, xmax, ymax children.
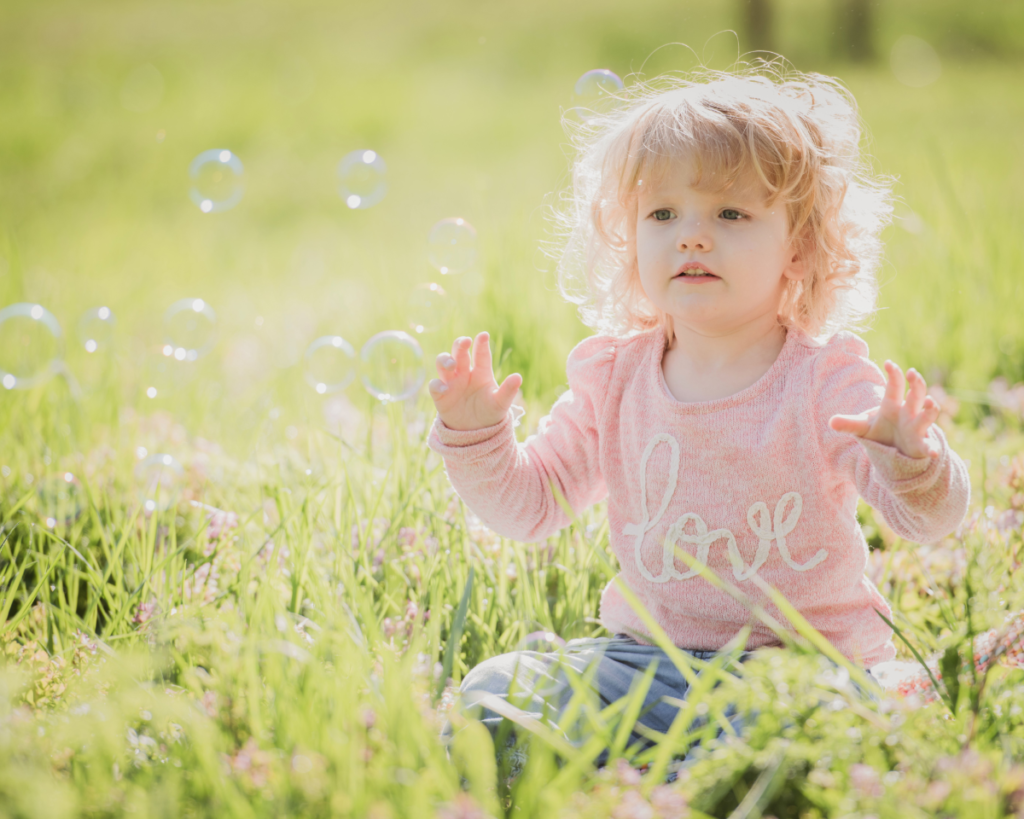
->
<box><xmin>815</xmin><ymin>333</ymin><xmax>970</xmax><ymax>543</ymax></box>
<box><xmin>427</xmin><ymin>336</ymin><xmax>617</xmax><ymax>542</ymax></box>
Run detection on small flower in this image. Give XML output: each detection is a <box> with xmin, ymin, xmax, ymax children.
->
<box><xmin>849</xmin><ymin>763</ymin><xmax>884</xmax><ymax>799</ymax></box>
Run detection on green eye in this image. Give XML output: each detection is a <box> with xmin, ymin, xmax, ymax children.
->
<box><xmin>721</xmin><ymin>209</ymin><xmax>743</xmax><ymax>221</ymax></box>
<box><xmin>653</xmin><ymin>209</ymin><xmax>673</xmax><ymax>221</ymax></box>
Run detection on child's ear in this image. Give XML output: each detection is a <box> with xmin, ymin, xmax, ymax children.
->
<box><xmin>783</xmin><ymin>234</ymin><xmax>810</xmax><ymax>281</ymax></box>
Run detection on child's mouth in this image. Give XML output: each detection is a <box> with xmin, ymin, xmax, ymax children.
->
<box><xmin>674</xmin><ymin>265</ymin><xmax>719</xmax><ymax>282</ymax></box>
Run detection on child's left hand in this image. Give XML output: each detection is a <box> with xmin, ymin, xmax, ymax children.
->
<box><xmin>829</xmin><ymin>361</ymin><xmax>941</xmax><ymax>459</ymax></box>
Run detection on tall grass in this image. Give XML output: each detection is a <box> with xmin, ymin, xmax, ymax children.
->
<box><xmin>4</xmin><ymin>0</ymin><xmax>1024</xmax><ymax>816</ymax></box>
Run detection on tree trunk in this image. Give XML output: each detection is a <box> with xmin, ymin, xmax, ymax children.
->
<box><xmin>743</xmin><ymin>0</ymin><xmax>775</xmax><ymax>55</ymax></box>
<box><xmin>838</xmin><ymin>0</ymin><xmax>875</xmax><ymax>62</ymax></box>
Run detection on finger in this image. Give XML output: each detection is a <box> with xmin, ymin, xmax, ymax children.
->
<box><xmin>883</xmin><ymin>360</ymin><xmax>906</xmax><ymax>406</ymax></box>
<box><xmin>904</xmin><ymin>368</ymin><xmax>926</xmax><ymax>417</ymax></box>
<box><xmin>830</xmin><ymin>413</ymin><xmax>873</xmax><ymax>437</ymax></box>
<box><xmin>435</xmin><ymin>351</ymin><xmax>458</xmax><ymax>382</ymax></box>
<box><xmin>495</xmin><ymin>373</ymin><xmax>523</xmax><ymax>411</ymax></box>
<box><xmin>911</xmin><ymin>398</ymin><xmax>941</xmax><ymax>437</ymax></box>
<box><xmin>472</xmin><ymin>332</ymin><xmax>493</xmax><ymax>380</ymax></box>
<box><xmin>452</xmin><ymin>336</ymin><xmax>473</xmax><ymax>374</ymax></box>
<box><xmin>428</xmin><ymin>378</ymin><xmax>450</xmax><ymax>402</ymax></box>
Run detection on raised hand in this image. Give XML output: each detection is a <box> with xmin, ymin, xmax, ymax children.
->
<box><xmin>829</xmin><ymin>361</ymin><xmax>941</xmax><ymax>459</ymax></box>
<box><xmin>428</xmin><ymin>332</ymin><xmax>523</xmax><ymax>432</ymax></box>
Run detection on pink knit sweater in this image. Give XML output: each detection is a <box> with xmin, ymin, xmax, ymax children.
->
<box><xmin>428</xmin><ymin>328</ymin><xmax>970</xmax><ymax>667</ymax></box>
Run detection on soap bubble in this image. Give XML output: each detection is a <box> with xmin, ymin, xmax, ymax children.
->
<box><xmin>0</xmin><ymin>303</ymin><xmax>64</xmax><ymax>390</ymax></box>
<box><xmin>360</xmin><ymin>331</ymin><xmax>425</xmax><ymax>403</ymax></box>
<box><xmin>164</xmin><ymin>298</ymin><xmax>217</xmax><ymax>361</ymax></box>
<box><xmin>35</xmin><ymin>472</ymin><xmax>84</xmax><ymax>528</ymax></box>
<box><xmin>189</xmin><ymin>149</ymin><xmax>245</xmax><ymax>213</ymax></box>
<box><xmin>78</xmin><ymin>306</ymin><xmax>116</xmax><ymax>353</ymax></box>
<box><xmin>427</xmin><ymin>218</ymin><xmax>477</xmax><ymax>275</ymax></box>
<box><xmin>303</xmin><ymin>335</ymin><xmax>356</xmax><ymax>395</ymax></box>
<box><xmin>137</xmin><ymin>453</ymin><xmax>184</xmax><ymax>513</ymax></box>
<box><xmin>407</xmin><ymin>282</ymin><xmax>448</xmax><ymax>334</ymax></box>
<box><xmin>338</xmin><ymin>150</ymin><xmax>387</xmax><ymax>210</ymax></box>
<box><xmin>890</xmin><ymin>36</ymin><xmax>942</xmax><ymax>88</ymax></box>
<box><xmin>518</xmin><ymin>631</ymin><xmax>567</xmax><ymax>652</ymax></box>
<box><xmin>572</xmin><ymin>69</ymin><xmax>624</xmax><ymax>120</ymax></box>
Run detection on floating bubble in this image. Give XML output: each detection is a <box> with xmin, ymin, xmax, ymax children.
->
<box><xmin>338</xmin><ymin>150</ymin><xmax>387</xmax><ymax>210</ymax></box>
<box><xmin>427</xmin><ymin>218</ymin><xmax>478</xmax><ymax>275</ymax></box>
<box><xmin>189</xmin><ymin>149</ymin><xmax>245</xmax><ymax>213</ymax></box>
<box><xmin>572</xmin><ymin>69</ymin><xmax>624</xmax><ymax>120</ymax></box>
<box><xmin>518</xmin><ymin>631</ymin><xmax>567</xmax><ymax>652</ymax></box>
<box><xmin>407</xmin><ymin>282</ymin><xmax>448</xmax><ymax>334</ymax></box>
<box><xmin>360</xmin><ymin>331</ymin><xmax>425</xmax><ymax>403</ymax></box>
<box><xmin>78</xmin><ymin>306</ymin><xmax>116</xmax><ymax>353</ymax></box>
<box><xmin>303</xmin><ymin>335</ymin><xmax>356</xmax><ymax>395</ymax></box>
<box><xmin>35</xmin><ymin>472</ymin><xmax>84</xmax><ymax>528</ymax></box>
<box><xmin>137</xmin><ymin>453</ymin><xmax>184</xmax><ymax>513</ymax></box>
<box><xmin>164</xmin><ymin>298</ymin><xmax>217</xmax><ymax>360</ymax></box>
<box><xmin>890</xmin><ymin>36</ymin><xmax>941</xmax><ymax>88</ymax></box>
<box><xmin>0</xmin><ymin>303</ymin><xmax>64</xmax><ymax>390</ymax></box>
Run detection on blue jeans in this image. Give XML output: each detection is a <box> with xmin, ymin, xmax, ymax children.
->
<box><xmin>446</xmin><ymin>634</ymin><xmax>876</xmax><ymax>780</ymax></box>
<box><xmin>447</xmin><ymin>634</ymin><xmax>748</xmax><ymax>776</ymax></box>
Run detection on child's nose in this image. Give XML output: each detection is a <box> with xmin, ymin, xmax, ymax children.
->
<box><xmin>676</xmin><ymin>219</ymin><xmax>712</xmax><ymax>252</ymax></box>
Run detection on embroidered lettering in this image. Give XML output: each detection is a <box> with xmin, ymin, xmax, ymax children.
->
<box><xmin>622</xmin><ymin>433</ymin><xmax>828</xmax><ymax>582</ymax></box>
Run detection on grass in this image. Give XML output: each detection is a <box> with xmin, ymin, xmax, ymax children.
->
<box><xmin>3</xmin><ymin>0</ymin><xmax>1024</xmax><ymax>816</ymax></box>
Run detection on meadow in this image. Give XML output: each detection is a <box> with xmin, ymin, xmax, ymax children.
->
<box><xmin>3</xmin><ymin>0</ymin><xmax>1024</xmax><ymax>816</ymax></box>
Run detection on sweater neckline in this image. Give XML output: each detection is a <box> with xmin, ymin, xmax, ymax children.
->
<box><xmin>650</xmin><ymin>326</ymin><xmax>801</xmax><ymax>414</ymax></box>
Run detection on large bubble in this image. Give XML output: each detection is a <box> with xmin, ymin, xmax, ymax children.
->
<box><xmin>0</xmin><ymin>303</ymin><xmax>64</xmax><ymax>390</ymax></box>
<box><xmin>360</xmin><ymin>331</ymin><xmax>425</xmax><ymax>403</ymax></box>
<box><xmin>427</xmin><ymin>218</ymin><xmax>477</xmax><ymax>275</ymax></box>
<box><xmin>164</xmin><ymin>298</ymin><xmax>217</xmax><ymax>361</ymax></box>
<box><xmin>137</xmin><ymin>453</ymin><xmax>184</xmax><ymax>513</ymax></box>
<box><xmin>78</xmin><ymin>306</ymin><xmax>116</xmax><ymax>353</ymax></box>
<box><xmin>338</xmin><ymin>150</ymin><xmax>387</xmax><ymax>210</ymax></box>
<box><xmin>189</xmin><ymin>149</ymin><xmax>245</xmax><ymax>213</ymax></box>
<box><xmin>572</xmin><ymin>69</ymin><xmax>624</xmax><ymax>120</ymax></box>
<box><xmin>407</xmin><ymin>282</ymin><xmax>448</xmax><ymax>334</ymax></box>
<box><xmin>303</xmin><ymin>335</ymin><xmax>356</xmax><ymax>395</ymax></box>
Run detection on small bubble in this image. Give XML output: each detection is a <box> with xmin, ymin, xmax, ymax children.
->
<box><xmin>136</xmin><ymin>447</ymin><xmax>148</xmax><ymax>459</ymax></box>
<box><xmin>303</xmin><ymin>336</ymin><xmax>356</xmax><ymax>395</ymax></box>
<box><xmin>427</xmin><ymin>218</ymin><xmax>478</xmax><ymax>275</ymax></box>
<box><xmin>164</xmin><ymin>298</ymin><xmax>217</xmax><ymax>360</ymax></box>
<box><xmin>137</xmin><ymin>454</ymin><xmax>184</xmax><ymax>512</ymax></box>
<box><xmin>338</xmin><ymin>149</ymin><xmax>387</xmax><ymax>209</ymax></box>
<box><xmin>78</xmin><ymin>306</ymin><xmax>116</xmax><ymax>352</ymax></box>
<box><xmin>572</xmin><ymin>69</ymin><xmax>624</xmax><ymax>120</ymax></box>
<box><xmin>0</xmin><ymin>302</ymin><xmax>64</xmax><ymax>389</ymax></box>
<box><xmin>360</xmin><ymin>331</ymin><xmax>425</xmax><ymax>403</ymax></box>
<box><xmin>189</xmin><ymin>149</ymin><xmax>245</xmax><ymax>213</ymax></box>
<box><xmin>407</xmin><ymin>282</ymin><xmax>449</xmax><ymax>334</ymax></box>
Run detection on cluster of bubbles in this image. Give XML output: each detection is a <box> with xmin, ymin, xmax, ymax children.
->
<box><xmin>6</xmin><ymin>68</ymin><xmax>622</xmax><ymax>516</ymax></box>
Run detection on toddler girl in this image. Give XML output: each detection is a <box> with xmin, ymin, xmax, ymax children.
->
<box><xmin>427</xmin><ymin>67</ymin><xmax>970</xmax><ymax>765</ymax></box>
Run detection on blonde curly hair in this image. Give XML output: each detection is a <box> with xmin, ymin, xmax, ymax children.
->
<box><xmin>554</xmin><ymin>64</ymin><xmax>894</xmax><ymax>340</ymax></box>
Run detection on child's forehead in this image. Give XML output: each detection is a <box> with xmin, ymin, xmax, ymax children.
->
<box><xmin>638</xmin><ymin>153</ymin><xmax>771</xmax><ymax>203</ymax></box>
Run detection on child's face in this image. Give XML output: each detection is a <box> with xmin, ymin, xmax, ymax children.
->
<box><xmin>634</xmin><ymin>156</ymin><xmax>804</xmax><ymax>337</ymax></box>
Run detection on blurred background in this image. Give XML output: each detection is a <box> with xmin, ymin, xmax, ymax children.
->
<box><xmin>1</xmin><ymin>0</ymin><xmax>1022</xmax><ymax>457</ymax></box>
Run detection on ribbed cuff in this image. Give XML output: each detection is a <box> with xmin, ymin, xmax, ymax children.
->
<box><xmin>427</xmin><ymin>406</ymin><xmax>523</xmax><ymax>456</ymax></box>
<box><xmin>859</xmin><ymin>426</ymin><xmax>949</xmax><ymax>494</ymax></box>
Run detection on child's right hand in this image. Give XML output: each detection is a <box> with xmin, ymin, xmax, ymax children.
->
<box><xmin>428</xmin><ymin>332</ymin><xmax>523</xmax><ymax>431</ymax></box>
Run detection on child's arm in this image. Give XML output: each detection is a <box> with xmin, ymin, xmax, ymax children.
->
<box><xmin>819</xmin><ymin>338</ymin><xmax>970</xmax><ymax>543</ymax></box>
<box><xmin>427</xmin><ymin>333</ymin><xmax>612</xmax><ymax>542</ymax></box>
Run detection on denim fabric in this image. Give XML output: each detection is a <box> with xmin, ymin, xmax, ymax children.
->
<box><xmin>446</xmin><ymin>635</ymin><xmax>877</xmax><ymax>779</ymax></box>
<box><xmin>448</xmin><ymin>635</ymin><xmax>748</xmax><ymax>769</ymax></box>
